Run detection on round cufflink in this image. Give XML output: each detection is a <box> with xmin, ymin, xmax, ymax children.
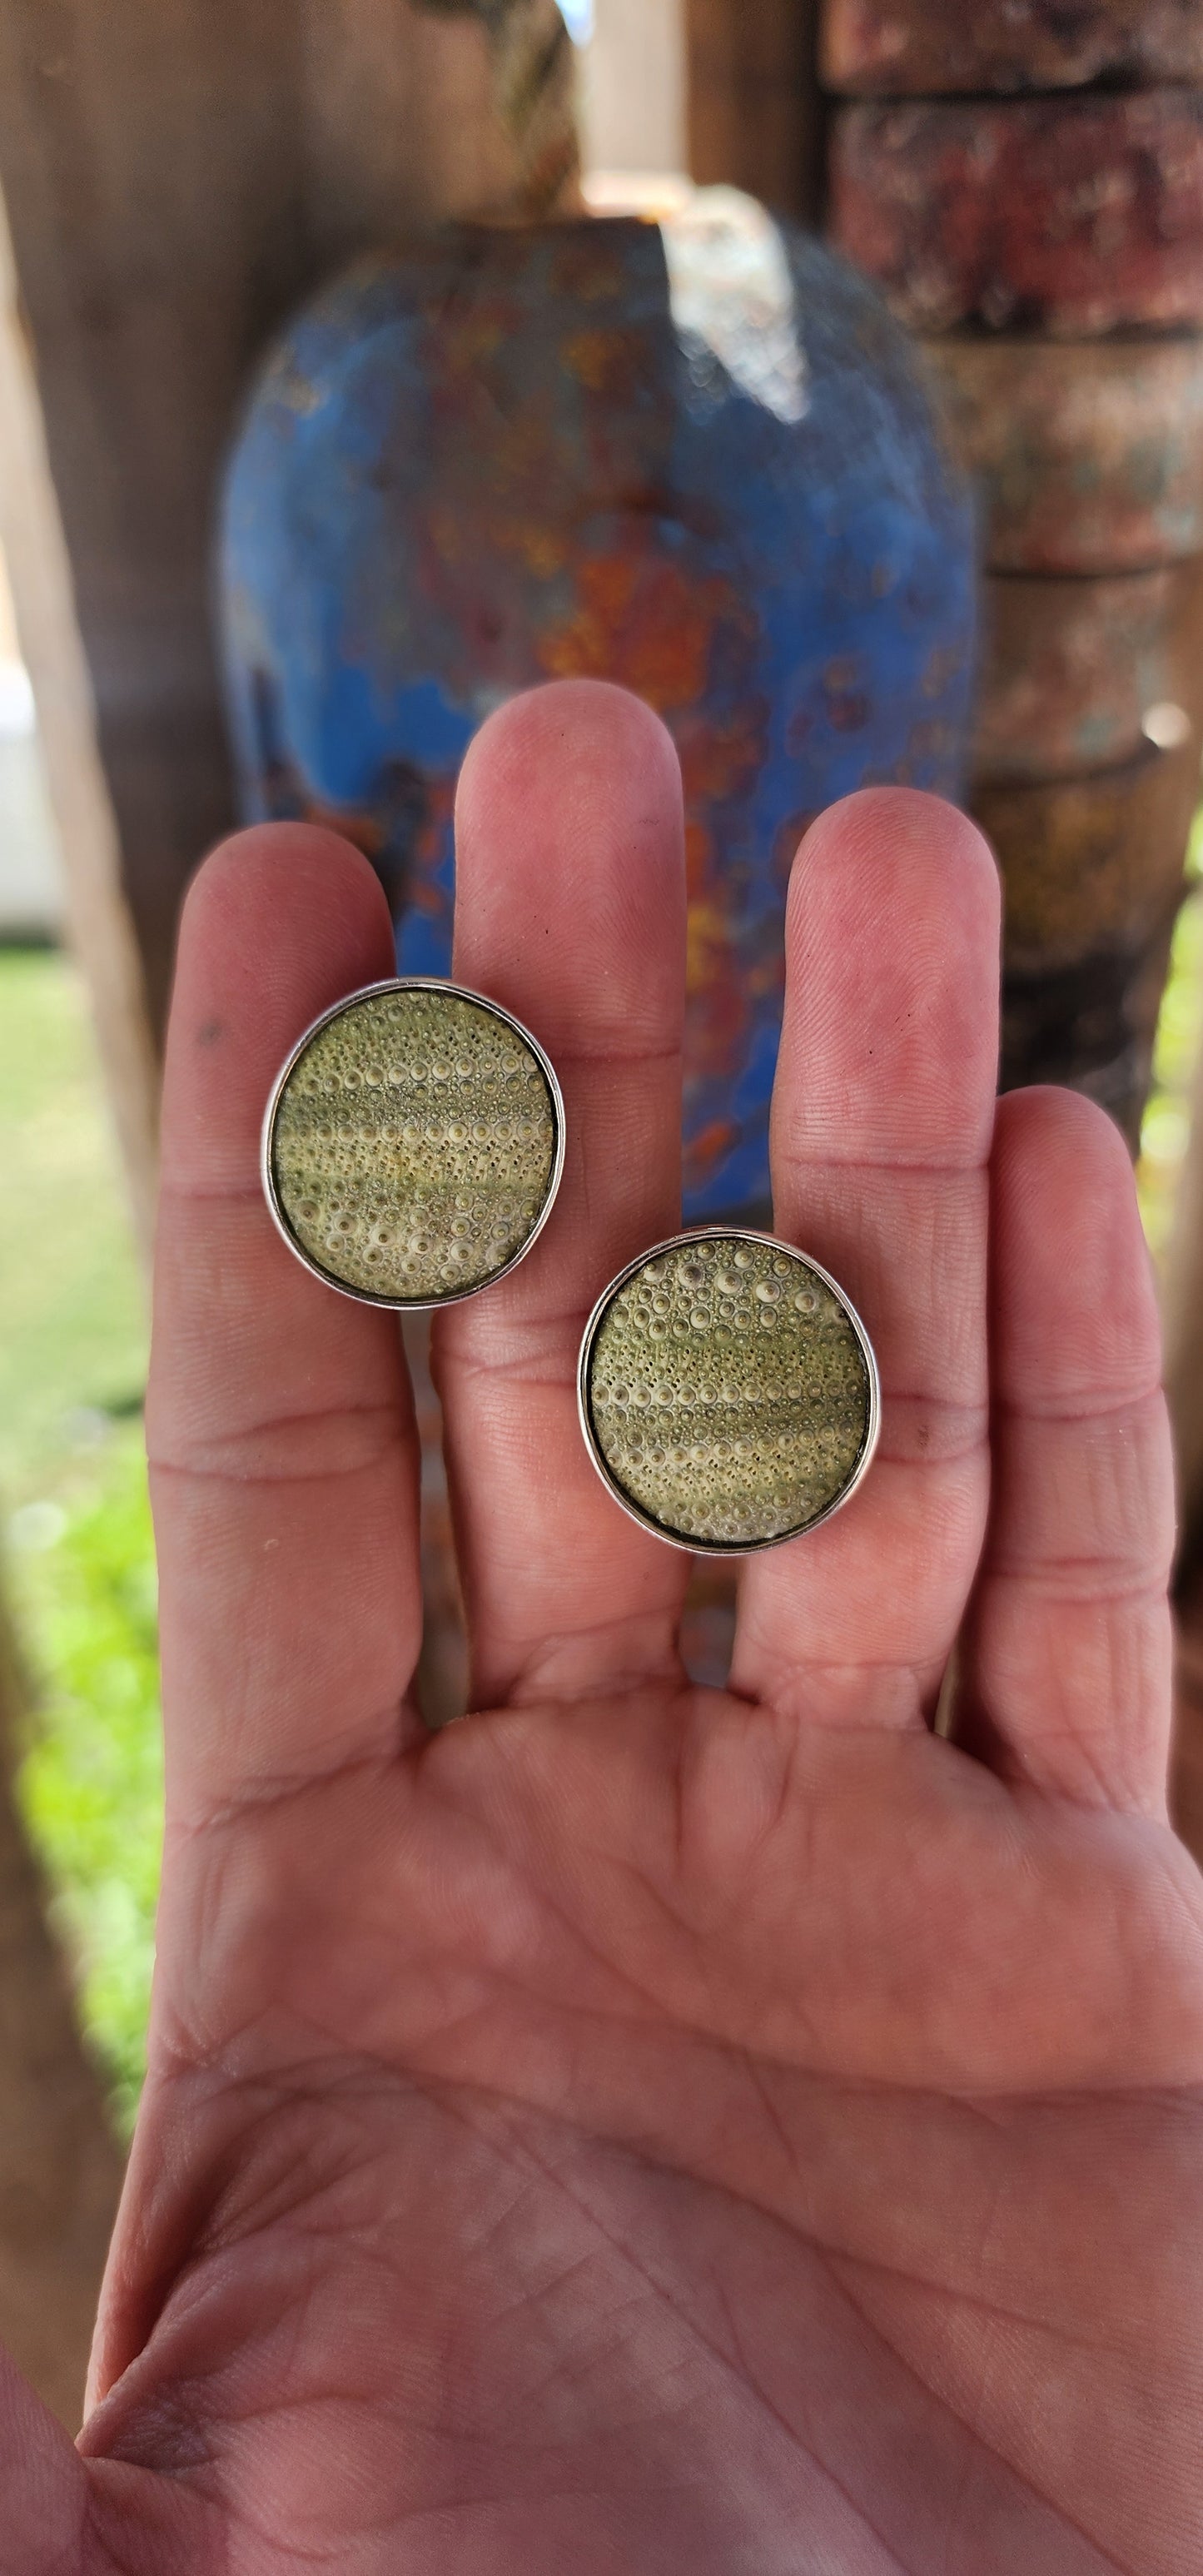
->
<box><xmin>578</xmin><ymin>1227</ymin><xmax>879</xmax><ymax>1554</ymax></box>
<box><xmin>262</xmin><ymin>977</ymin><xmax>565</xmax><ymax>1309</ymax></box>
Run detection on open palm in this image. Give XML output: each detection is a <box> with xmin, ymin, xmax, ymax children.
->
<box><xmin>10</xmin><ymin>681</ymin><xmax>1203</xmax><ymax>2574</ymax></box>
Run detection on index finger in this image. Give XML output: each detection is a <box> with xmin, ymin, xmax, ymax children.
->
<box><xmin>147</xmin><ymin>824</ymin><xmax>424</xmax><ymax>1828</ymax></box>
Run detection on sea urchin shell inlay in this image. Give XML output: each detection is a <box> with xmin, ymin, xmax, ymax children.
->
<box><xmin>265</xmin><ymin>982</ymin><xmax>562</xmax><ymax>1305</ymax></box>
<box><xmin>579</xmin><ymin>1231</ymin><xmax>877</xmax><ymax>1552</ymax></box>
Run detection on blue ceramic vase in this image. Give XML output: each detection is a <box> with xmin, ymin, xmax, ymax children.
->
<box><xmin>221</xmin><ymin>192</ymin><xmax>975</xmax><ymax>1217</ymax></box>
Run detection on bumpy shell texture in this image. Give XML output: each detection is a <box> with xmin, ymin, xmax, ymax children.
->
<box><xmin>270</xmin><ymin>987</ymin><xmax>557</xmax><ymax>1304</ymax></box>
<box><xmin>584</xmin><ymin>1235</ymin><xmax>872</xmax><ymax>1549</ymax></box>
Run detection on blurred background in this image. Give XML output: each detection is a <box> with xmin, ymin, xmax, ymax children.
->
<box><xmin>2</xmin><ymin>0</ymin><xmax>1203</xmax><ymax>2431</ymax></box>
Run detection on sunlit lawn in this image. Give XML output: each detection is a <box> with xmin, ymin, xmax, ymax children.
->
<box><xmin>2</xmin><ymin>866</ymin><xmax>1201</xmax><ymax>2141</ymax></box>
<box><xmin>1136</xmin><ymin>824</ymin><xmax>1203</xmax><ymax>1258</ymax></box>
<box><xmin>0</xmin><ymin>947</ymin><xmax>157</xmax><ymax>2136</ymax></box>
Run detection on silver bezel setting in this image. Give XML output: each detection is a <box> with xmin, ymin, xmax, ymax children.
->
<box><xmin>577</xmin><ymin>1225</ymin><xmax>881</xmax><ymax>1556</ymax></box>
<box><xmin>261</xmin><ymin>976</ymin><xmax>567</xmax><ymax>1311</ymax></box>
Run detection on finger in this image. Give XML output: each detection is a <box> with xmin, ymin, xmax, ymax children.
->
<box><xmin>958</xmin><ymin>1087</ymin><xmax>1175</xmax><ymax>1814</ymax></box>
<box><xmin>733</xmin><ymin>789</ymin><xmax>999</xmax><ymax>1727</ymax></box>
<box><xmin>147</xmin><ymin>824</ymin><xmax>423</xmax><ymax>1828</ymax></box>
<box><xmin>436</xmin><ymin>680</ymin><xmax>689</xmax><ymax>1707</ymax></box>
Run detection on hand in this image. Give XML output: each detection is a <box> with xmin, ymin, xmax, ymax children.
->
<box><xmin>9</xmin><ymin>680</ymin><xmax>1202</xmax><ymax>2575</ymax></box>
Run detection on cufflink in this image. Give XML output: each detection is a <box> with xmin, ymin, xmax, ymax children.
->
<box><xmin>263</xmin><ymin>978</ymin><xmax>564</xmax><ymax>1308</ymax></box>
<box><xmin>579</xmin><ymin>1228</ymin><xmax>879</xmax><ymax>1553</ymax></box>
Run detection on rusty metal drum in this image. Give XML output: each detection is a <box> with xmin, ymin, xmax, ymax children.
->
<box><xmin>924</xmin><ymin>336</ymin><xmax>1203</xmax><ymax>574</ymax></box>
<box><xmin>823</xmin><ymin>47</ymin><xmax>1203</xmax><ymax>1163</ymax></box>
<box><xmin>974</xmin><ymin>564</ymin><xmax>1203</xmax><ymax>783</ymax></box>
<box><xmin>977</xmin><ymin>744</ymin><xmax>1199</xmax><ymax>1143</ymax></box>
<box><xmin>822</xmin><ymin>0</ymin><xmax>1203</xmax><ymax>97</ymax></box>
<box><xmin>982</xmin><ymin>743</ymin><xmax>1200</xmax><ymax>1146</ymax></box>
<box><xmin>1000</xmin><ymin>921</ymin><xmax>1181</xmax><ymax>1149</ymax></box>
<box><xmin>221</xmin><ymin>200</ymin><xmax>974</xmax><ymax>1221</ymax></box>
<box><xmin>830</xmin><ymin>93</ymin><xmax>1203</xmax><ymax>337</ymax></box>
<box><xmin>977</xmin><ymin>738</ymin><xmax>1200</xmax><ymax>972</ymax></box>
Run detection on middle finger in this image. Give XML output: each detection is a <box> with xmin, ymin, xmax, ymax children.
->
<box><xmin>436</xmin><ymin>680</ymin><xmax>690</xmax><ymax>1709</ymax></box>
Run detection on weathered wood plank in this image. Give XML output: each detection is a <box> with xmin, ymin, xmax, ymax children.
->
<box><xmin>0</xmin><ymin>0</ymin><xmax>577</xmax><ymax>1043</ymax></box>
<box><xmin>0</xmin><ymin>1</ymin><xmax>304</xmax><ymax>1037</ymax></box>
<box><xmin>822</xmin><ymin>0</ymin><xmax>1203</xmax><ymax>97</ymax></box>
<box><xmin>0</xmin><ymin>182</ymin><xmax>159</xmax><ymax>1259</ymax></box>
<box><xmin>830</xmin><ymin>93</ymin><xmax>1203</xmax><ymax>336</ymax></box>
<box><xmin>925</xmin><ymin>336</ymin><xmax>1203</xmax><ymax>576</ymax></box>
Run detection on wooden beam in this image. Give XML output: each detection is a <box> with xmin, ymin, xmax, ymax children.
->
<box><xmin>0</xmin><ymin>0</ymin><xmax>579</xmax><ymax>1053</ymax></box>
<box><xmin>0</xmin><ymin>1</ymin><xmax>300</xmax><ymax>1042</ymax></box>
<box><xmin>684</xmin><ymin>0</ymin><xmax>823</xmax><ymax>223</ymax></box>
<box><xmin>0</xmin><ymin>185</ymin><xmax>159</xmax><ymax>1262</ymax></box>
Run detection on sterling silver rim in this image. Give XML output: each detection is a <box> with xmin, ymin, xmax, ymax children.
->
<box><xmin>261</xmin><ymin>976</ymin><xmax>566</xmax><ymax>1311</ymax></box>
<box><xmin>577</xmin><ymin>1225</ymin><xmax>881</xmax><ymax>1556</ymax></box>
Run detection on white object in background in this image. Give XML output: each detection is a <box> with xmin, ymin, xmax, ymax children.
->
<box><xmin>0</xmin><ymin>525</ymin><xmax>64</xmax><ymax>934</ymax></box>
<box><xmin>0</xmin><ymin>658</ymin><xmax>34</xmax><ymax>738</ymax></box>
<box><xmin>0</xmin><ymin>177</ymin><xmax>158</xmax><ymax>1261</ymax></box>
<box><xmin>0</xmin><ymin>623</ymin><xmax>64</xmax><ymax>935</ymax></box>
<box><xmin>660</xmin><ymin>186</ymin><xmax>810</xmax><ymax>426</ymax></box>
<box><xmin>583</xmin><ymin>180</ymin><xmax>810</xmax><ymax>428</ymax></box>
<box><xmin>580</xmin><ymin>0</ymin><xmax>686</xmax><ymax>180</ymax></box>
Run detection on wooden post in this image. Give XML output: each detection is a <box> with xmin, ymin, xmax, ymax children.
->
<box><xmin>0</xmin><ymin>1585</ymin><xmax>123</xmax><ymax>2433</ymax></box>
<box><xmin>0</xmin><ymin>0</ymin><xmax>579</xmax><ymax>1061</ymax></box>
<box><xmin>684</xmin><ymin>0</ymin><xmax>823</xmax><ymax>221</ymax></box>
<box><xmin>0</xmin><ymin>188</ymin><xmax>159</xmax><ymax>1264</ymax></box>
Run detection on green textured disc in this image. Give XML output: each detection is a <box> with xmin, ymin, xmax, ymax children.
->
<box><xmin>266</xmin><ymin>984</ymin><xmax>561</xmax><ymax>1306</ymax></box>
<box><xmin>581</xmin><ymin>1232</ymin><xmax>876</xmax><ymax>1552</ymax></box>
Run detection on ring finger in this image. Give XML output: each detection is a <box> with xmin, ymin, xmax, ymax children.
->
<box><xmin>733</xmin><ymin>788</ymin><xmax>1000</xmax><ymax>1728</ymax></box>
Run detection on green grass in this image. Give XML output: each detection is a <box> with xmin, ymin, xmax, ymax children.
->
<box><xmin>0</xmin><ymin>946</ymin><xmax>157</xmax><ymax>2137</ymax></box>
<box><xmin>1138</xmin><ymin>823</ymin><xmax>1203</xmax><ymax>1261</ymax></box>
<box><xmin>13</xmin><ymin>1432</ymin><xmax>162</xmax><ymax>2135</ymax></box>
<box><xmin>0</xmin><ymin>951</ymin><xmax>147</xmax><ymax>1488</ymax></box>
